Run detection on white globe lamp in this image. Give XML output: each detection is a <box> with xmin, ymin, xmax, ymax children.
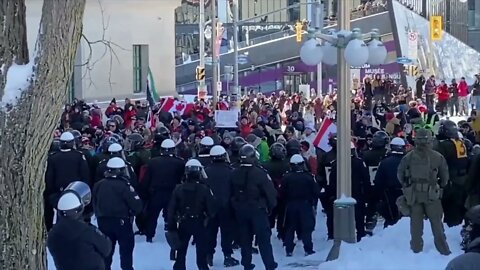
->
<box><xmin>367</xmin><ymin>39</ymin><xmax>387</xmax><ymax>65</ymax></box>
<box><xmin>344</xmin><ymin>38</ymin><xmax>369</xmax><ymax>67</ymax></box>
<box><xmin>322</xmin><ymin>42</ymin><xmax>338</xmax><ymax>66</ymax></box>
<box><xmin>300</xmin><ymin>38</ymin><xmax>323</xmax><ymax>66</ymax></box>
<box><xmin>459</xmin><ymin>0</ymin><xmax>467</xmax><ymax>3</ymax></box>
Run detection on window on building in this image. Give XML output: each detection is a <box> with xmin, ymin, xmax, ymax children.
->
<box><xmin>288</xmin><ymin>0</ymin><xmax>301</xmax><ymax>22</ymax></box>
<box><xmin>133</xmin><ymin>44</ymin><xmax>149</xmax><ymax>93</ymax></box>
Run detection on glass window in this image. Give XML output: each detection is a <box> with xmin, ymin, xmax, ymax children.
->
<box><xmin>132</xmin><ymin>45</ymin><xmax>149</xmax><ymax>93</ymax></box>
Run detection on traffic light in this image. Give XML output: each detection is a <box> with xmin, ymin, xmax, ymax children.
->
<box><xmin>295</xmin><ymin>21</ymin><xmax>303</xmax><ymax>43</ymax></box>
<box><xmin>196</xmin><ymin>66</ymin><xmax>205</xmax><ymax>81</ymax></box>
<box><xmin>430</xmin><ymin>16</ymin><xmax>443</xmax><ymax>41</ymax></box>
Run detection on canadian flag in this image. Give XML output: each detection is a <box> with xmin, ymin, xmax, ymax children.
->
<box><xmin>313</xmin><ymin>118</ymin><xmax>337</xmax><ymax>152</ymax></box>
<box><xmin>160</xmin><ymin>97</ymin><xmax>194</xmax><ymax>116</ymax></box>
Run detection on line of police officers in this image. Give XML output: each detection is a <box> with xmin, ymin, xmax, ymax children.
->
<box><xmin>45</xmin><ymin>118</ymin><xmax>476</xmax><ymax>269</ymax></box>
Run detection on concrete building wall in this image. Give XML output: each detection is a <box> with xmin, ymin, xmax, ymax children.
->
<box><xmin>26</xmin><ymin>0</ymin><xmax>180</xmax><ymax>102</ymax></box>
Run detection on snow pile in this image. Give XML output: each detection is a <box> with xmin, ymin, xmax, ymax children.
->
<box><xmin>2</xmin><ymin>62</ymin><xmax>34</xmax><ymax>107</ymax></box>
<box><xmin>318</xmin><ymin>218</ymin><xmax>463</xmax><ymax>270</ymax></box>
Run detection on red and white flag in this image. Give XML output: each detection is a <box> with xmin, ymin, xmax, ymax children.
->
<box><xmin>313</xmin><ymin>118</ymin><xmax>337</xmax><ymax>152</ymax></box>
<box><xmin>160</xmin><ymin>97</ymin><xmax>194</xmax><ymax>116</ymax></box>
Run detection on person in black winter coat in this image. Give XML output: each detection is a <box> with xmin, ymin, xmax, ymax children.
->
<box><xmin>93</xmin><ymin>157</ymin><xmax>143</xmax><ymax>270</ymax></box>
<box><xmin>48</xmin><ymin>184</ymin><xmax>111</xmax><ymax>270</ymax></box>
<box><xmin>230</xmin><ymin>144</ymin><xmax>278</xmax><ymax>270</ymax></box>
<box><xmin>167</xmin><ymin>159</ymin><xmax>216</xmax><ymax>270</ymax></box>
<box><xmin>142</xmin><ymin>139</ymin><xmax>185</xmax><ymax>241</ymax></box>
<box><xmin>374</xmin><ymin>137</ymin><xmax>406</xmax><ymax>228</ymax></box>
<box><xmin>282</xmin><ymin>154</ymin><xmax>320</xmax><ymax>256</ymax></box>
<box><xmin>263</xmin><ymin>143</ymin><xmax>290</xmax><ymax>240</ymax></box>
<box><xmin>329</xmin><ymin>143</ymin><xmax>370</xmax><ymax>242</ymax></box>
<box><xmin>204</xmin><ymin>146</ymin><xmax>240</xmax><ymax>267</ymax></box>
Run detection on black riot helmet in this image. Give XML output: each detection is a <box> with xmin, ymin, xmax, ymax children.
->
<box><xmin>49</xmin><ymin>139</ymin><xmax>61</xmax><ymax>153</ymax></box>
<box><xmin>328</xmin><ymin>133</ymin><xmax>337</xmax><ymax>148</ymax></box>
<box><xmin>126</xmin><ymin>133</ymin><xmax>144</xmax><ymax>151</ymax></box>
<box><xmin>372</xmin><ymin>131</ymin><xmax>390</xmax><ymax>149</ymax></box>
<box><xmin>70</xmin><ymin>130</ymin><xmax>83</xmax><ymax>148</ymax></box>
<box><xmin>438</xmin><ymin>120</ymin><xmax>459</xmax><ymax>139</ymax></box>
<box><xmin>467</xmin><ymin>205</ymin><xmax>480</xmax><ymax>226</ymax></box>
<box><xmin>100</xmin><ymin>135</ymin><xmax>120</xmax><ymax>153</ymax></box>
<box><xmin>464</xmin><ymin>138</ymin><xmax>473</xmax><ymax>153</ymax></box>
<box><xmin>231</xmin><ymin>137</ymin><xmax>247</xmax><ymax>154</ymax></box>
<box><xmin>270</xmin><ymin>143</ymin><xmax>287</xmax><ymax>160</ymax></box>
<box><xmin>154</xmin><ymin>126</ymin><xmax>171</xmax><ymax>145</ymax></box>
<box><xmin>286</xmin><ymin>139</ymin><xmax>301</xmax><ymax>156</ymax></box>
<box><xmin>239</xmin><ymin>144</ymin><xmax>259</xmax><ymax>165</ymax></box>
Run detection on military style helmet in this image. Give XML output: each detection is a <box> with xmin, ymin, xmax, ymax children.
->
<box><xmin>231</xmin><ymin>137</ymin><xmax>247</xmax><ymax>154</ymax></box>
<box><xmin>438</xmin><ymin>119</ymin><xmax>459</xmax><ymax>139</ymax></box>
<box><xmin>372</xmin><ymin>131</ymin><xmax>390</xmax><ymax>149</ymax></box>
<box><xmin>414</xmin><ymin>128</ymin><xmax>433</xmax><ymax>145</ymax></box>
<box><xmin>126</xmin><ymin>133</ymin><xmax>145</xmax><ymax>151</ymax></box>
<box><xmin>286</xmin><ymin>139</ymin><xmax>301</xmax><ymax>156</ymax></box>
<box><xmin>154</xmin><ymin>126</ymin><xmax>171</xmax><ymax>145</ymax></box>
<box><xmin>239</xmin><ymin>144</ymin><xmax>259</xmax><ymax>164</ymax></box>
<box><xmin>270</xmin><ymin>143</ymin><xmax>287</xmax><ymax>160</ymax></box>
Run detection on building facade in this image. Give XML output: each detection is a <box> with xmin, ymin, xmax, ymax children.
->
<box><xmin>26</xmin><ymin>0</ymin><xmax>180</xmax><ymax>102</ymax></box>
<box><xmin>467</xmin><ymin>0</ymin><xmax>480</xmax><ymax>50</ymax></box>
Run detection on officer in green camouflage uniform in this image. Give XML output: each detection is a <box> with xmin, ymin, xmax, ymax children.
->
<box><xmin>397</xmin><ymin>128</ymin><xmax>451</xmax><ymax>255</ymax></box>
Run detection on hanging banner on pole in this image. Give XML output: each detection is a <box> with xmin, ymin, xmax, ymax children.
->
<box><xmin>407</xmin><ymin>31</ymin><xmax>418</xmax><ymax>61</ymax></box>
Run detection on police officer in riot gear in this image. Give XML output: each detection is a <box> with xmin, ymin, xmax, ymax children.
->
<box><xmin>374</xmin><ymin>137</ymin><xmax>406</xmax><ymax>227</ymax></box>
<box><xmin>93</xmin><ymin>157</ymin><xmax>143</xmax><ymax>270</ymax></box>
<box><xmin>447</xmin><ymin>205</ymin><xmax>480</xmax><ymax>269</ymax></box>
<box><xmin>362</xmin><ymin>130</ymin><xmax>389</xmax><ymax>234</ymax></box>
<box><xmin>44</xmin><ymin>131</ymin><xmax>90</xmax><ymax>231</ymax></box>
<box><xmin>142</xmin><ymin>139</ymin><xmax>185</xmax><ymax>242</ymax></box>
<box><xmin>283</xmin><ymin>154</ymin><xmax>320</xmax><ymax>257</ymax></box>
<box><xmin>230</xmin><ymin>144</ymin><xmax>278</xmax><ymax>270</ymax></box>
<box><xmin>151</xmin><ymin>126</ymin><xmax>171</xmax><ymax>158</ymax></box>
<box><xmin>48</xmin><ymin>182</ymin><xmax>111</xmax><ymax>270</ymax></box>
<box><xmin>435</xmin><ymin>120</ymin><xmax>469</xmax><ymax>227</ymax></box>
<box><xmin>263</xmin><ymin>143</ymin><xmax>289</xmax><ymax>240</ymax></box>
<box><xmin>329</xmin><ymin>142</ymin><xmax>370</xmax><ymax>242</ymax></box>
<box><xmin>230</xmin><ymin>136</ymin><xmax>247</xmax><ymax>166</ymax></box>
<box><xmin>167</xmin><ymin>159</ymin><xmax>216</xmax><ymax>270</ymax></box>
<box><xmin>197</xmin><ymin>136</ymin><xmax>215</xmax><ymax>167</ymax></box>
<box><xmin>95</xmin><ymin>143</ymin><xmax>137</xmax><ymax>188</ymax></box>
<box><xmin>317</xmin><ymin>134</ymin><xmax>337</xmax><ymax>239</ymax></box>
<box><xmin>125</xmin><ymin>133</ymin><xmax>150</xmax><ymax>176</ymax></box>
<box><xmin>204</xmin><ymin>145</ymin><xmax>239</xmax><ymax>267</ymax></box>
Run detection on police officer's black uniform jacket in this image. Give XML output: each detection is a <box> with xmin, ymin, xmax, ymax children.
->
<box><xmin>283</xmin><ymin>171</ymin><xmax>320</xmax><ymax>206</ymax></box>
<box><xmin>47</xmin><ymin>217</ymin><xmax>111</xmax><ymax>270</ymax></box>
<box><xmin>45</xmin><ymin>149</ymin><xmax>90</xmax><ymax>205</ymax></box>
<box><xmin>361</xmin><ymin>147</ymin><xmax>387</xmax><ymax>168</ymax></box>
<box><xmin>93</xmin><ymin>176</ymin><xmax>143</xmax><ymax>219</ymax></box>
<box><xmin>374</xmin><ymin>153</ymin><xmax>404</xmax><ymax>191</ymax></box>
<box><xmin>328</xmin><ymin>156</ymin><xmax>370</xmax><ymax>202</ymax></box>
<box><xmin>263</xmin><ymin>159</ymin><xmax>290</xmax><ymax>196</ymax></box>
<box><xmin>197</xmin><ymin>153</ymin><xmax>213</xmax><ymax>168</ymax></box>
<box><xmin>204</xmin><ymin>161</ymin><xmax>234</xmax><ymax>209</ymax></box>
<box><xmin>141</xmin><ymin>154</ymin><xmax>185</xmax><ymax>196</ymax></box>
<box><xmin>435</xmin><ymin>139</ymin><xmax>469</xmax><ymax>180</ymax></box>
<box><xmin>166</xmin><ymin>180</ymin><xmax>216</xmax><ymax>229</ymax></box>
<box><xmin>317</xmin><ymin>148</ymin><xmax>336</xmax><ymax>190</ymax></box>
<box><xmin>230</xmin><ymin>164</ymin><xmax>277</xmax><ymax>212</ymax></box>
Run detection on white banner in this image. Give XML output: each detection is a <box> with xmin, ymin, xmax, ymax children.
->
<box><xmin>214</xmin><ymin>110</ymin><xmax>239</xmax><ymax>128</ymax></box>
<box><xmin>407</xmin><ymin>31</ymin><xmax>418</xmax><ymax>60</ymax></box>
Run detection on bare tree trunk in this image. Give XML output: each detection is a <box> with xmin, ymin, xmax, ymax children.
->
<box><xmin>0</xmin><ymin>1</ymin><xmax>86</xmax><ymax>269</ymax></box>
<box><xmin>0</xmin><ymin>0</ymin><xmax>29</xmax><ymax>96</ymax></box>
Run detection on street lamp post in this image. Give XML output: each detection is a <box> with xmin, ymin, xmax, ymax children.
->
<box><xmin>299</xmin><ymin>0</ymin><xmax>388</xmax><ymax>261</ymax></box>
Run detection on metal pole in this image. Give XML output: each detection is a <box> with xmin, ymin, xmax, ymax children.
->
<box><xmin>212</xmin><ymin>0</ymin><xmax>219</xmax><ymax>109</ymax></box>
<box><xmin>327</xmin><ymin>0</ymin><xmax>355</xmax><ymax>261</ymax></box>
<box><xmin>199</xmin><ymin>0</ymin><xmax>205</xmax><ymax>68</ymax></box>
<box><xmin>314</xmin><ymin>0</ymin><xmax>323</xmax><ymax>96</ymax></box>
<box><xmin>233</xmin><ymin>0</ymin><xmax>239</xmax><ymax>96</ymax></box>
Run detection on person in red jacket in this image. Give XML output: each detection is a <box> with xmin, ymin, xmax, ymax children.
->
<box><xmin>436</xmin><ymin>80</ymin><xmax>450</xmax><ymax>116</ymax></box>
<box><xmin>458</xmin><ymin>77</ymin><xmax>469</xmax><ymax>116</ymax></box>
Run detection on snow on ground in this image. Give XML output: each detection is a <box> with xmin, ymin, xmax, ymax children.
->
<box><xmin>318</xmin><ymin>218</ymin><xmax>463</xmax><ymax>270</ymax></box>
<box><xmin>1</xmin><ymin>62</ymin><xmax>34</xmax><ymax>107</ymax></box>
<box><xmin>47</xmin><ymin>212</ymin><xmax>464</xmax><ymax>270</ymax></box>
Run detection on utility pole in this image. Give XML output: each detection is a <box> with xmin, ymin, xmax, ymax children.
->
<box><xmin>233</xmin><ymin>0</ymin><xmax>240</xmax><ymax>102</ymax></box>
<box><xmin>211</xmin><ymin>0</ymin><xmax>219</xmax><ymax>109</ymax></box>
<box><xmin>197</xmin><ymin>0</ymin><xmax>207</xmax><ymax>99</ymax></box>
<box><xmin>313</xmin><ymin>0</ymin><xmax>323</xmax><ymax>95</ymax></box>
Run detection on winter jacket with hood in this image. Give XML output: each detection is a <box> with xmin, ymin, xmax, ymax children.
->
<box><xmin>445</xmin><ymin>237</ymin><xmax>480</xmax><ymax>270</ymax></box>
<box><xmin>459</xmin><ymin>81</ymin><xmax>469</xmax><ymax>97</ymax></box>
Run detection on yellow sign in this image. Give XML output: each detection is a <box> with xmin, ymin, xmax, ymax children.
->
<box><xmin>295</xmin><ymin>22</ymin><xmax>303</xmax><ymax>43</ymax></box>
<box><xmin>430</xmin><ymin>16</ymin><xmax>443</xmax><ymax>41</ymax></box>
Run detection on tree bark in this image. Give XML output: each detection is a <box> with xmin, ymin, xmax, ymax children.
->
<box><xmin>0</xmin><ymin>0</ymin><xmax>29</xmax><ymax>96</ymax></box>
<box><xmin>0</xmin><ymin>1</ymin><xmax>86</xmax><ymax>269</ymax></box>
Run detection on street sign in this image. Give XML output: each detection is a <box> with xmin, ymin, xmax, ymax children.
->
<box><xmin>407</xmin><ymin>32</ymin><xmax>418</xmax><ymax>60</ymax></box>
<box><xmin>403</xmin><ymin>64</ymin><xmax>420</xmax><ymax>77</ymax></box>
<box><xmin>396</xmin><ymin>57</ymin><xmax>412</xmax><ymax>64</ymax></box>
<box><xmin>237</xmin><ymin>55</ymin><xmax>248</xmax><ymax>65</ymax></box>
